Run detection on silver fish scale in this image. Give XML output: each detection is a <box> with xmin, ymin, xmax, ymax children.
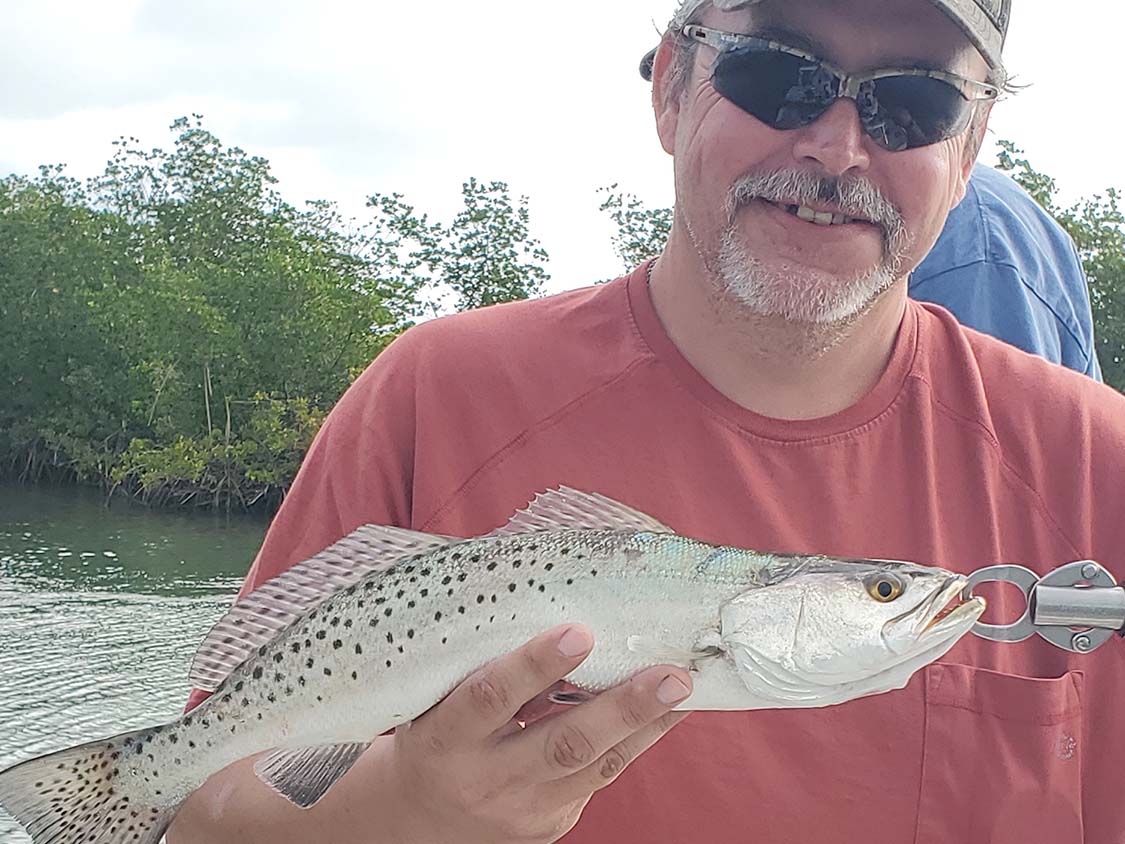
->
<box><xmin>111</xmin><ymin>530</ymin><xmax>776</xmax><ymax>805</ymax></box>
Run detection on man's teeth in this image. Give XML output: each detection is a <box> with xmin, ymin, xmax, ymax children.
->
<box><xmin>785</xmin><ymin>203</ymin><xmax>857</xmax><ymax>226</ymax></box>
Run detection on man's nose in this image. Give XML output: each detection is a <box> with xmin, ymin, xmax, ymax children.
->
<box><xmin>790</xmin><ymin>99</ymin><xmax>873</xmax><ymax>177</ymax></box>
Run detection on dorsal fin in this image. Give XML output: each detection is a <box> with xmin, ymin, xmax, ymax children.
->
<box><xmin>489</xmin><ymin>486</ymin><xmax>672</xmax><ymax>536</ymax></box>
<box><xmin>189</xmin><ymin>524</ymin><xmax>461</xmax><ymax>691</ymax></box>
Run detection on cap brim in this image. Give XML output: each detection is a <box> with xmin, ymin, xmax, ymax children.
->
<box><xmin>930</xmin><ymin>0</ymin><xmax>1004</xmax><ymax>68</ymax></box>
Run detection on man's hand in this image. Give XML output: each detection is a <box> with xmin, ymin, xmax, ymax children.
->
<box><xmin>383</xmin><ymin>624</ymin><xmax>693</xmax><ymax>843</ymax></box>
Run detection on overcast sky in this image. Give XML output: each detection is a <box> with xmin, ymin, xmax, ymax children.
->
<box><xmin>3</xmin><ymin>0</ymin><xmax>1122</xmax><ymax>294</ymax></box>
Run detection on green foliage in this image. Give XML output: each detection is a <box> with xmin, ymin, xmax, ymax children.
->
<box><xmin>0</xmin><ymin>117</ymin><xmax>549</xmax><ymax>510</ymax></box>
<box><xmin>369</xmin><ymin>178</ymin><xmax>549</xmax><ymax>313</ymax></box>
<box><xmin>996</xmin><ymin>142</ymin><xmax>1125</xmax><ymax>390</ymax></box>
<box><xmin>598</xmin><ymin>184</ymin><xmax>672</xmax><ymax>270</ymax></box>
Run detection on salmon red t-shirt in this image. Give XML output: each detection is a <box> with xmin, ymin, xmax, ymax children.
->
<box><xmin>188</xmin><ymin>264</ymin><xmax>1125</xmax><ymax>843</ymax></box>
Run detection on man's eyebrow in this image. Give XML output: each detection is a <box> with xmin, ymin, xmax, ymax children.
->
<box><xmin>746</xmin><ymin>24</ymin><xmax>826</xmax><ymax>56</ymax></box>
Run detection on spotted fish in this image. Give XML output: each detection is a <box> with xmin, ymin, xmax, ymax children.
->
<box><xmin>0</xmin><ymin>488</ymin><xmax>984</xmax><ymax>843</ymax></box>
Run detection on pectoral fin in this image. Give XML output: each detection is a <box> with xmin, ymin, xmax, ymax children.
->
<box><xmin>627</xmin><ymin>636</ymin><xmax>723</xmax><ymax>669</ymax></box>
<box><xmin>253</xmin><ymin>742</ymin><xmax>371</xmax><ymax>808</ymax></box>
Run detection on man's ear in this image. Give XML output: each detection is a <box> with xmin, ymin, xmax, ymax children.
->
<box><xmin>652</xmin><ymin>39</ymin><xmax>684</xmax><ymax>156</ymax></box>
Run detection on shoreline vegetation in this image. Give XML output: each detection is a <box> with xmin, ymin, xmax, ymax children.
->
<box><xmin>2</xmin><ymin>119</ymin><xmax>1121</xmax><ymax>512</ymax></box>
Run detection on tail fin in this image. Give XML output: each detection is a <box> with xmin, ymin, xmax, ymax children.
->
<box><xmin>0</xmin><ymin>727</ymin><xmax>181</xmax><ymax>844</ymax></box>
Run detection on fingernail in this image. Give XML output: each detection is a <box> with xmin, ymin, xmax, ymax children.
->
<box><xmin>558</xmin><ymin>627</ymin><xmax>593</xmax><ymax>657</ymax></box>
<box><xmin>656</xmin><ymin>675</ymin><xmax>691</xmax><ymax>705</ymax></box>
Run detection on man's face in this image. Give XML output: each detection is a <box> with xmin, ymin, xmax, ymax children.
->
<box><xmin>657</xmin><ymin>0</ymin><xmax>990</xmax><ymax>323</ymax></box>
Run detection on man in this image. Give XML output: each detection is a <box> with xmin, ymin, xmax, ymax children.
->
<box><xmin>640</xmin><ymin>49</ymin><xmax>1104</xmax><ymax>378</ymax></box>
<box><xmin>912</xmin><ymin>163</ymin><xmax>1104</xmax><ymax>378</ymax></box>
<box><xmin>171</xmin><ymin>1</ymin><xmax>1125</xmax><ymax>842</ymax></box>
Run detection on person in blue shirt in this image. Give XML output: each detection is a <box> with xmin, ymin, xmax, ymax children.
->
<box><xmin>911</xmin><ymin>163</ymin><xmax>1102</xmax><ymax>380</ymax></box>
<box><xmin>637</xmin><ymin>50</ymin><xmax>1101</xmax><ymax>380</ymax></box>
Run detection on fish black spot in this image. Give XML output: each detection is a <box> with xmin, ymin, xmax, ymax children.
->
<box><xmin>528</xmin><ymin>579</ymin><xmax>535</xmax><ymax>587</ymax></box>
<box><xmin>442</xmin><ymin>576</ymin><xmax>452</xmax><ymax>586</ymax></box>
<box><xmin>252</xmin><ymin>668</ymin><xmax>263</xmax><ymax>680</ymax></box>
<box><xmin>187</xmin><ymin>741</ymin><xmax>195</xmax><ymax>749</ymax></box>
<box><xmin>486</xmin><ymin>562</ymin><xmax>498</xmax><ymax>571</ymax></box>
<box><xmin>476</xmin><ymin>595</ymin><xmax>485</xmax><ymax>604</ymax></box>
<box><xmin>441</xmin><ymin>636</ymin><xmax>448</xmax><ymax>645</ymax></box>
<box><xmin>386</xmin><ymin>660</ymin><xmax>392</xmax><ymax>668</ymax></box>
<box><xmin>358</xmin><ymin>600</ymin><xmax>366</xmax><ymax>608</ymax></box>
<box><xmin>508</xmin><ymin>583</ymin><xmax>516</xmax><ymax>592</ymax></box>
<box><xmin>421</xmin><ymin>568</ymin><xmax>431</xmax><ymax>576</ymax></box>
<box><xmin>434</xmin><ymin>611</ymin><xmax>443</xmax><ymax>621</ymax></box>
<box><xmin>355</xmin><ymin>644</ymin><xmax>363</xmax><ymax>655</ymax></box>
<box><xmin>333</xmin><ymin>640</ymin><xmax>343</xmax><ymax>649</ymax></box>
<box><xmin>410</xmin><ymin>576</ymin><xmax>417</xmax><ymax>583</ymax></box>
<box><xmin>306</xmin><ymin>658</ymin><xmax>315</xmax><ymax>668</ymax></box>
<box><xmin>257</xmin><ymin>646</ymin><xmax>267</xmax><ymax>657</ymax></box>
<box><xmin>538</xmin><ymin>584</ymin><xmax>546</xmax><ymax>592</ymax></box>
<box><xmin>290</xmin><ymin>643</ymin><xmax>300</xmax><ymax>653</ymax></box>
<box><xmin>396</xmin><ymin>589</ymin><xmax>405</xmax><ymax>599</ymax></box>
<box><xmin>529</xmin><ymin>544</ymin><xmax>538</xmax><ymax>551</ymax></box>
<box><xmin>384</xmin><ymin>608</ymin><xmax>393</xmax><ymax>617</ymax></box>
<box><xmin>364</xmin><ymin>582</ymin><xmax>375</xmax><ymax>590</ymax></box>
<box><xmin>386</xmin><ymin>632</ymin><xmax>394</xmax><ymax>644</ymax></box>
<box><xmin>273</xmin><ymin>653</ymin><xmax>283</xmax><ymax>663</ymax></box>
<box><xmin>221</xmin><ymin>694</ymin><xmax>231</xmax><ymax>703</ymax></box>
<box><xmin>458</xmin><ymin>606</ymin><xmax>466</xmax><ymax>614</ymax></box>
<box><xmin>591</xmin><ymin>569</ymin><xmax>598</xmax><ymax>576</ymax></box>
<box><xmin>560</xmin><ymin>549</ymin><xmax>570</xmax><ymax>556</ymax></box>
<box><xmin>344</xmin><ymin>619</ymin><xmax>353</xmax><ymax>628</ymax></box>
<box><xmin>369</xmin><ymin>618</ymin><xmax>379</xmax><ymax>628</ymax></box>
<box><xmin>490</xmin><ymin>595</ymin><xmax>497</xmax><ymax>603</ymax></box>
<box><xmin>545</xmin><ymin>562</ymin><xmax>555</xmax><ymax>571</ymax></box>
<box><xmin>513</xmin><ymin>560</ymin><xmax>522</xmax><ymax>569</ymax></box>
<box><xmin>309</xmin><ymin>611</ymin><xmax>317</xmax><ymax>620</ymax></box>
<box><xmin>234</xmin><ymin>681</ymin><xmax>243</xmax><ymax>692</ymax></box>
<box><xmin>419</xmin><ymin>588</ymin><xmax>429</xmax><ymax>598</ymax></box>
<box><xmin>447</xmin><ymin>589</ymin><xmax>454</xmax><ymax>597</ymax></box>
<box><xmin>285</xmin><ymin>686</ymin><xmax>293</xmax><ymax>695</ymax></box>
<box><xmin>351</xmin><ymin>671</ymin><xmax>358</xmax><ymax>680</ymax></box>
<box><xmin>241</xmin><ymin>698</ymin><xmax>249</xmax><ymax>707</ymax></box>
<box><xmin>316</xmin><ymin>630</ymin><xmax>326</xmax><ymax>640</ymax></box>
<box><xmin>397</xmin><ymin>645</ymin><xmax>404</xmax><ymax>653</ymax></box>
<box><xmin>375</xmin><ymin>597</ymin><xmax>386</xmax><ymax>605</ymax></box>
<box><xmin>470</xmin><ymin>555</ymin><xmax>480</xmax><ymax>563</ymax></box>
<box><xmin>324</xmin><ymin>667</ymin><xmax>332</xmax><ymax>676</ymax></box>
<box><xmin>305</xmin><ymin>639</ymin><xmax>312</xmax><ymax>648</ymax></box>
<box><xmin>404</xmin><ymin>565</ymin><xmax>415</xmax><ymax>574</ymax></box>
<box><xmin>274</xmin><ymin>672</ymin><xmax>284</xmax><ymax>682</ymax></box>
<box><xmin>452</xmin><ymin>553</ymin><xmax>462</xmax><ymax>561</ymax></box>
<box><xmin>168</xmin><ymin>735</ymin><xmax>178</xmax><ymax>744</ymax></box>
<box><xmin>267</xmin><ymin>693</ymin><xmax>276</xmax><ymax>703</ymax></box>
<box><xmin>330</xmin><ymin>617</ymin><xmax>340</xmax><ymax>627</ymax></box>
<box><xmin>566</xmin><ymin>579</ymin><xmax>574</xmax><ymax>586</ymax></box>
<box><xmin>407</xmin><ymin>600</ymin><xmax>416</xmax><ymax>609</ymax></box>
<box><xmin>407</xmin><ymin>629</ymin><xmax>415</xmax><ymax>639</ymax></box>
<box><xmin>299</xmin><ymin>676</ymin><xmax>306</xmax><ymax>686</ymax></box>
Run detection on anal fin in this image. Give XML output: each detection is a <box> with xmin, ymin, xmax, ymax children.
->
<box><xmin>253</xmin><ymin>742</ymin><xmax>370</xmax><ymax>808</ymax></box>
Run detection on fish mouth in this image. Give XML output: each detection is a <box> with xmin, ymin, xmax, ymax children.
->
<box><xmin>917</xmin><ymin>575</ymin><xmax>986</xmax><ymax>636</ymax></box>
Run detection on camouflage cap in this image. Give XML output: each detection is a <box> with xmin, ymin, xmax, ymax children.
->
<box><xmin>646</xmin><ymin>0</ymin><xmax>1011</xmax><ymax>74</ymax></box>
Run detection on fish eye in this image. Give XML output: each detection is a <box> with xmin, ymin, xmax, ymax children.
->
<box><xmin>866</xmin><ymin>574</ymin><xmax>904</xmax><ymax>603</ymax></box>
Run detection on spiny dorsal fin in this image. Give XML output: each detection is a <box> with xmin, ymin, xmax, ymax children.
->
<box><xmin>253</xmin><ymin>742</ymin><xmax>370</xmax><ymax>808</ymax></box>
<box><xmin>490</xmin><ymin>487</ymin><xmax>672</xmax><ymax>536</ymax></box>
<box><xmin>189</xmin><ymin>524</ymin><xmax>461</xmax><ymax>691</ymax></box>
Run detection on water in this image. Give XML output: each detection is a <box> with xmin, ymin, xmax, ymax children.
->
<box><xmin>0</xmin><ymin>483</ymin><xmax>268</xmax><ymax>842</ymax></box>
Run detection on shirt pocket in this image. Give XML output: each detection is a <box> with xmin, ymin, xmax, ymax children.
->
<box><xmin>913</xmin><ymin>663</ymin><xmax>1085</xmax><ymax>844</ymax></box>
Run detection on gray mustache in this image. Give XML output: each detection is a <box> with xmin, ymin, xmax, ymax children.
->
<box><xmin>729</xmin><ymin>169</ymin><xmax>907</xmax><ymax>249</ymax></box>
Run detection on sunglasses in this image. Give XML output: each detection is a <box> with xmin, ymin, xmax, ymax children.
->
<box><xmin>682</xmin><ymin>25</ymin><xmax>999</xmax><ymax>152</ymax></box>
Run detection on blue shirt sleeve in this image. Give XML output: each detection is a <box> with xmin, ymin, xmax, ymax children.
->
<box><xmin>911</xmin><ymin>165</ymin><xmax>1103</xmax><ymax>382</ymax></box>
<box><xmin>910</xmin><ymin>261</ymin><xmax>1102</xmax><ymax>379</ymax></box>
